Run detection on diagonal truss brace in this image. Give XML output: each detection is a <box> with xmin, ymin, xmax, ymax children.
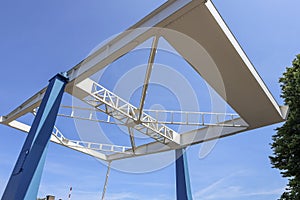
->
<box><xmin>76</xmin><ymin>78</ymin><xmax>181</xmax><ymax>145</ymax></box>
<box><xmin>138</xmin><ymin>36</ymin><xmax>159</xmax><ymax>121</ymax></box>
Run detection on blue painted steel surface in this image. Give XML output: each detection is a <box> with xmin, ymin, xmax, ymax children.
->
<box><xmin>2</xmin><ymin>73</ymin><xmax>68</xmax><ymax>200</ymax></box>
<box><xmin>175</xmin><ymin>148</ymin><xmax>192</xmax><ymax>200</ymax></box>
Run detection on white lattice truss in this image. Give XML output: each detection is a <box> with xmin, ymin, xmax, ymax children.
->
<box><xmin>82</xmin><ymin>79</ymin><xmax>180</xmax><ymax>145</ymax></box>
<box><xmin>0</xmin><ymin>0</ymin><xmax>287</xmax><ymax>161</ymax></box>
<box><xmin>52</xmin><ymin>126</ymin><xmax>131</xmax><ymax>154</ymax></box>
<box><xmin>1</xmin><ymin>77</ymin><xmax>249</xmax><ymax>161</ymax></box>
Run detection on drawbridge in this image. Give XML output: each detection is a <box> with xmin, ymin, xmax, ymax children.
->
<box><xmin>0</xmin><ymin>0</ymin><xmax>288</xmax><ymax>199</ymax></box>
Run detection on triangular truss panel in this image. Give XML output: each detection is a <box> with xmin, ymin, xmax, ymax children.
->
<box><xmin>0</xmin><ymin>0</ymin><xmax>287</xmax><ymax>162</ymax></box>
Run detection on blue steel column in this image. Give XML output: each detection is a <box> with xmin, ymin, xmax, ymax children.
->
<box><xmin>2</xmin><ymin>73</ymin><xmax>68</xmax><ymax>200</ymax></box>
<box><xmin>175</xmin><ymin>148</ymin><xmax>192</xmax><ymax>200</ymax></box>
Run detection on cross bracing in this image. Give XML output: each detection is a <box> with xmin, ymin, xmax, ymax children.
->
<box><xmin>76</xmin><ymin>78</ymin><xmax>180</xmax><ymax>145</ymax></box>
<box><xmin>0</xmin><ymin>1</ymin><xmax>290</xmax><ymax>199</ymax></box>
<box><xmin>0</xmin><ymin>0</ymin><xmax>287</xmax><ymax>162</ymax></box>
<box><xmin>3</xmin><ymin>77</ymin><xmax>248</xmax><ymax>162</ymax></box>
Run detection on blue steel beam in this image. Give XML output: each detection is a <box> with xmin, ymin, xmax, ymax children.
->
<box><xmin>175</xmin><ymin>148</ymin><xmax>192</xmax><ymax>200</ymax></box>
<box><xmin>2</xmin><ymin>73</ymin><xmax>68</xmax><ymax>200</ymax></box>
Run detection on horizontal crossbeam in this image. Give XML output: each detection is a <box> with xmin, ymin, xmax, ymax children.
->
<box><xmin>59</xmin><ymin>105</ymin><xmax>244</xmax><ymax>127</ymax></box>
<box><xmin>143</xmin><ymin>109</ymin><xmax>243</xmax><ymax>127</ymax></box>
<box><xmin>58</xmin><ymin>106</ymin><xmax>125</xmax><ymax>126</ymax></box>
<box><xmin>107</xmin><ymin>117</ymin><xmax>248</xmax><ymax>161</ymax></box>
<box><xmin>3</xmin><ymin>119</ymin><xmax>132</xmax><ymax>161</ymax></box>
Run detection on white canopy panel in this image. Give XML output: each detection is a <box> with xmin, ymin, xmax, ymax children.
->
<box><xmin>0</xmin><ymin>0</ymin><xmax>288</xmax><ymax>160</ymax></box>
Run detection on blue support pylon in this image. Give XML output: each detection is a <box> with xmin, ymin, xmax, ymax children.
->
<box><xmin>2</xmin><ymin>73</ymin><xmax>68</xmax><ymax>200</ymax></box>
<box><xmin>175</xmin><ymin>148</ymin><xmax>193</xmax><ymax>200</ymax></box>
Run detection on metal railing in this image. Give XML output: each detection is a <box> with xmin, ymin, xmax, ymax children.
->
<box><xmin>52</xmin><ymin>126</ymin><xmax>131</xmax><ymax>154</ymax></box>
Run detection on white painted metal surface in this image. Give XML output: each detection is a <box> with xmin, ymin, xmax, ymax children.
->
<box><xmin>0</xmin><ymin>0</ymin><xmax>287</xmax><ymax>161</ymax></box>
<box><xmin>77</xmin><ymin>78</ymin><xmax>181</xmax><ymax>145</ymax></box>
<box><xmin>52</xmin><ymin>126</ymin><xmax>131</xmax><ymax>154</ymax></box>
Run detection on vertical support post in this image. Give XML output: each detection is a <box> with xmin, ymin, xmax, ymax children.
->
<box><xmin>2</xmin><ymin>73</ymin><xmax>68</xmax><ymax>200</ymax></box>
<box><xmin>128</xmin><ymin>127</ymin><xmax>136</xmax><ymax>154</ymax></box>
<box><xmin>101</xmin><ymin>161</ymin><xmax>112</xmax><ymax>200</ymax></box>
<box><xmin>175</xmin><ymin>148</ymin><xmax>192</xmax><ymax>200</ymax></box>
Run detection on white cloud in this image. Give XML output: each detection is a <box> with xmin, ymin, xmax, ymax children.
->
<box><xmin>194</xmin><ymin>176</ymin><xmax>227</xmax><ymax>197</ymax></box>
<box><xmin>240</xmin><ymin>188</ymin><xmax>284</xmax><ymax>197</ymax></box>
<box><xmin>195</xmin><ymin>186</ymin><xmax>284</xmax><ymax>200</ymax></box>
<box><xmin>193</xmin><ymin>170</ymin><xmax>246</xmax><ymax>198</ymax></box>
<box><xmin>193</xmin><ymin>171</ymin><xmax>285</xmax><ymax>200</ymax></box>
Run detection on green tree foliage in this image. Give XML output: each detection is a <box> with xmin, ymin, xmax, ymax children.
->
<box><xmin>270</xmin><ymin>54</ymin><xmax>300</xmax><ymax>200</ymax></box>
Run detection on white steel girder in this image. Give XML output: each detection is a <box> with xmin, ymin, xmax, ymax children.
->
<box><xmin>107</xmin><ymin>117</ymin><xmax>248</xmax><ymax>161</ymax></box>
<box><xmin>0</xmin><ymin>0</ymin><xmax>193</xmax><ymax>125</ymax></box>
<box><xmin>52</xmin><ymin>126</ymin><xmax>131</xmax><ymax>155</ymax></box>
<box><xmin>0</xmin><ymin>0</ymin><xmax>287</xmax><ymax>129</ymax></box>
<box><xmin>0</xmin><ymin>0</ymin><xmax>288</xmax><ymax>161</ymax></box>
<box><xmin>76</xmin><ymin>78</ymin><xmax>181</xmax><ymax>145</ymax></box>
<box><xmin>58</xmin><ymin>106</ymin><xmax>245</xmax><ymax>128</ymax></box>
<box><xmin>6</xmin><ymin>119</ymin><xmax>132</xmax><ymax>161</ymax></box>
<box><xmin>4</xmin><ymin>117</ymin><xmax>246</xmax><ymax>161</ymax></box>
<box><xmin>137</xmin><ymin>36</ymin><xmax>159</xmax><ymax>121</ymax></box>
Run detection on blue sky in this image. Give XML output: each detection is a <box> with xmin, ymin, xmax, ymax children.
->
<box><xmin>0</xmin><ymin>0</ymin><xmax>299</xmax><ymax>199</ymax></box>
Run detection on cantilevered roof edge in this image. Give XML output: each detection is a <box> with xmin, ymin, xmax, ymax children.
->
<box><xmin>206</xmin><ymin>0</ymin><xmax>282</xmax><ymax>117</ymax></box>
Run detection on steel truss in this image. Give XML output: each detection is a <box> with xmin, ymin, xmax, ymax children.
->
<box><xmin>52</xmin><ymin>126</ymin><xmax>131</xmax><ymax>154</ymax></box>
<box><xmin>77</xmin><ymin>78</ymin><xmax>181</xmax><ymax>145</ymax></box>
<box><xmin>53</xmin><ymin>78</ymin><xmax>247</xmax><ymax>159</ymax></box>
<box><xmin>59</xmin><ymin>105</ymin><xmax>243</xmax><ymax>128</ymax></box>
<box><xmin>0</xmin><ymin>79</ymin><xmax>248</xmax><ymax>162</ymax></box>
<box><xmin>0</xmin><ymin>1</ymin><xmax>288</xmax><ymax>199</ymax></box>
